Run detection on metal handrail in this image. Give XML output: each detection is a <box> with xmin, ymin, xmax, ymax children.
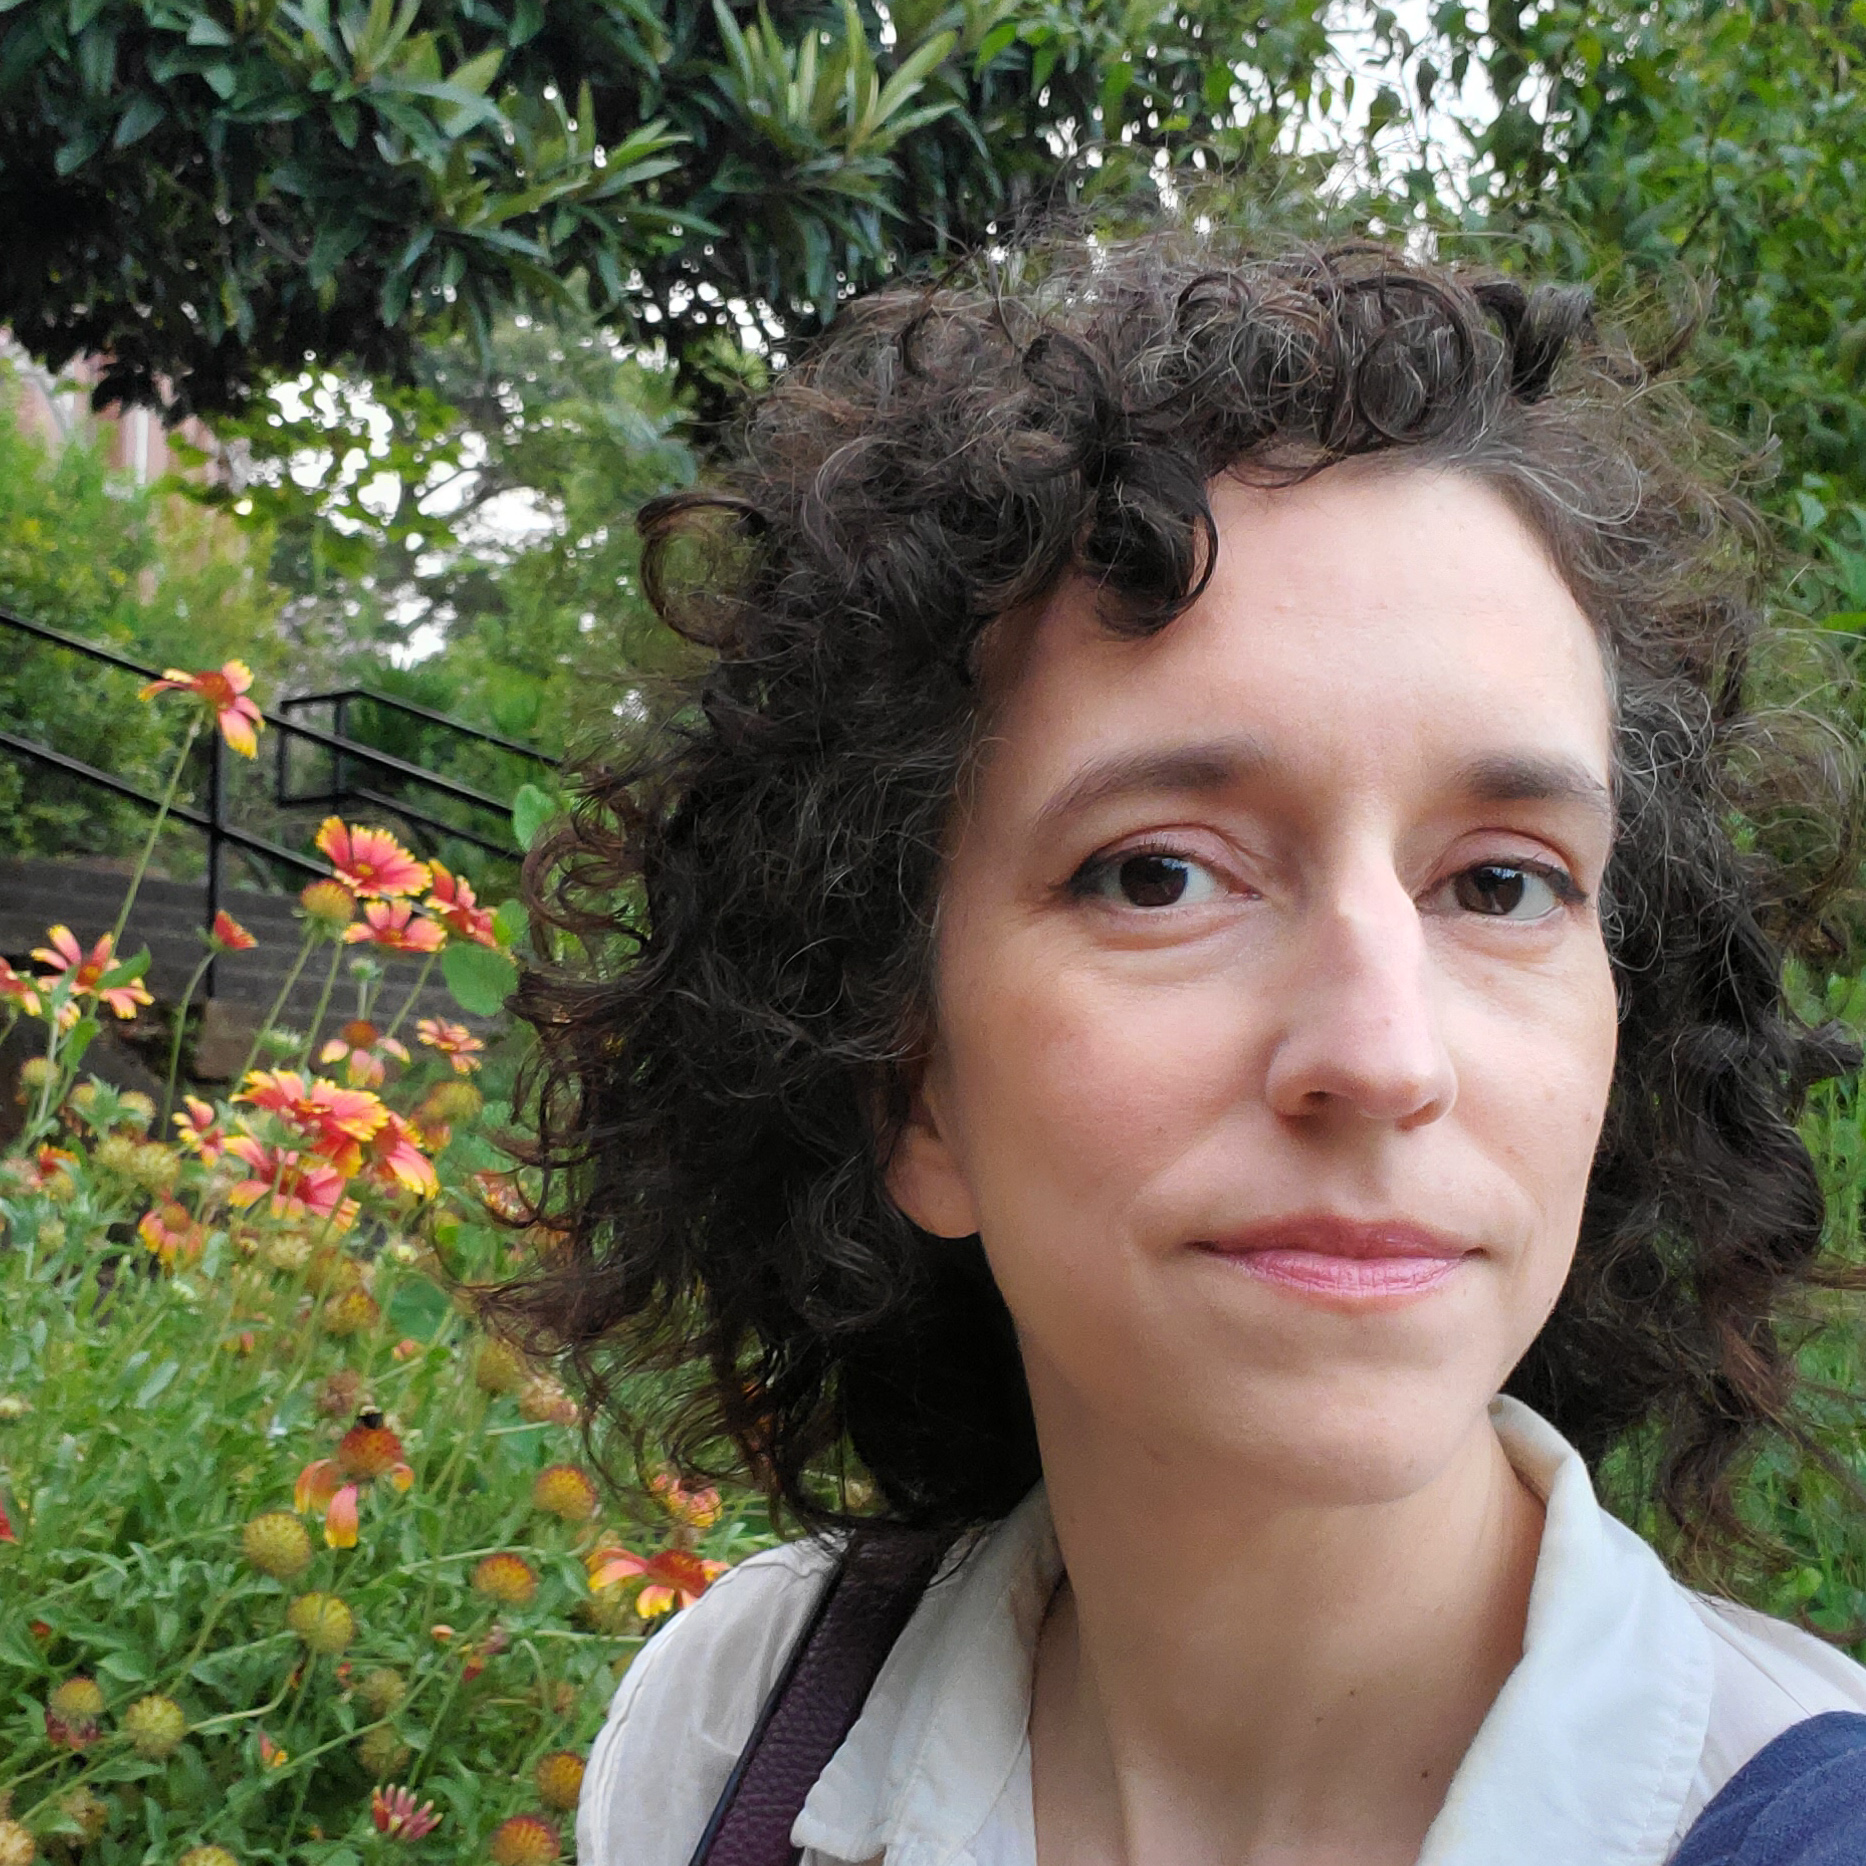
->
<box><xmin>278</xmin><ymin>688</ymin><xmax>556</xmax><ymax>767</ymax></box>
<box><xmin>0</xmin><ymin>605</ymin><xmax>557</xmax><ymax>960</ymax></box>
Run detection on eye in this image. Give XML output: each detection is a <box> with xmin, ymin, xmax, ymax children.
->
<box><xmin>1445</xmin><ymin>861</ymin><xmax>1578</xmax><ymax>922</ymax></box>
<box><xmin>1075</xmin><ymin>850</ymin><xmax>1226</xmax><ymax>909</ymax></box>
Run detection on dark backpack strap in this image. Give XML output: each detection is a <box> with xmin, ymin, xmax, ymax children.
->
<box><xmin>687</xmin><ymin>1527</ymin><xmax>951</xmax><ymax>1866</ymax></box>
<box><xmin>1672</xmin><ymin>1712</ymin><xmax>1866</xmax><ymax>1865</ymax></box>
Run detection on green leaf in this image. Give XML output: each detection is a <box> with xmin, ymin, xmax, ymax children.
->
<box><xmin>63</xmin><ymin>1015</ymin><xmax>100</xmax><ymax>1068</ymax></box>
<box><xmin>111</xmin><ymin>91</ymin><xmax>165</xmax><ymax>146</ymax></box>
<box><xmin>511</xmin><ymin>781</ymin><xmax>552</xmax><ymax>850</ymax></box>
<box><xmin>442</xmin><ymin>940</ymin><xmax>517</xmax><ymax>1016</ymax></box>
<box><xmin>133</xmin><ymin>1358</ymin><xmax>180</xmax><ymax>1406</ymax></box>
<box><xmin>492</xmin><ymin>896</ymin><xmax>526</xmax><ymax>949</ymax></box>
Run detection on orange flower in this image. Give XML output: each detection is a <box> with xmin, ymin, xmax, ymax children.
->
<box><xmin>137</xmin><ymin>1201</ymin><xmax>205</xmax><ymax>1270</ymax></box>
<box><xmin>225</xmin><ymin>1137</ymin><xmax>348</xmax><ymax>1222</ymax></box>
<box><xmin>315</xmin><ymin>820</ymin><xmax>429</xmax><ymax>899</ymax></box>
<box><xmin>173</xmin><ymin>1095</ymin><xmax>227</xmax><ymax>1163</ymax></box>
<box><xmin>415</xmin><ymin>1017</ymin><xmax>484</xmax><ymax>1073</ymax></box>
<box><xmin>0</xmin><ymin>957</ymin><xmax>42</xmax><ymax>1016</ymax></box>
<box><xmin>344</xmin><ymin>900</ymin><xmax>445</xmax><ymax>953</ymax></box>
<box><xmin>211</xmin><ymin>910</ymin><xmax>258</xmax><ymax>951</ymax></box>
<box><xmin>318</xmin><ymin>1019</ymin><xmax>410</xmax><ymax>1089</ymax></box>
<box><xmin>586</xmin><ymin>1544</ymin><xmax>727</xmax><ymax>1617</ymax></box>
<box><xmin>425</xmin><ymin>862</ymin><xmax>498</xmax><ymax>947</ymax></box>
<box><xmin>139</xmin><ymin>660</ymin><xmax>264</xmax><ymax>757</ymax></box>
<box><xmin>33</xmin><ymin>926</ymin><xmax>153</xmax><ymax>1021</ymax></box>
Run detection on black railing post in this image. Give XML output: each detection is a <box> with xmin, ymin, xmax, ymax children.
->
<box><xmin>204</xmin><ymin>730</ymin><xmax>225</xmax><ymax>999</ymax></box>
<box><xmin>333</xmin><ymin>693</ymin><xmax>348</xmax><ymax>816</ymax></box>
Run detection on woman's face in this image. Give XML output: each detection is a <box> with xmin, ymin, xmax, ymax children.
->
<box><xmin>887</xmin><ymin>466</ymin><xmax>1620</xmax><ymax>1505</ymax></box>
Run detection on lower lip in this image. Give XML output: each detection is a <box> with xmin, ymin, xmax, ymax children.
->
<box><xmin>1201</xmin><ymin>1247</ymin><xmax>1468</xmax><ymax>1303</ymax></box>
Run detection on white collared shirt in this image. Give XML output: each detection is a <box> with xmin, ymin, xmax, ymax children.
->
<box><xmin>578</xmin><ymin>1398</ymin><xmax>1866</xmax><ymax>1865</ymax></box>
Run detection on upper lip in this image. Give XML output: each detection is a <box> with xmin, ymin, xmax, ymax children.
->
<box><xmin>1196</xmin><ymin>1215</ymin><xmax>1475</xmax><ymax>1261</ymax></box>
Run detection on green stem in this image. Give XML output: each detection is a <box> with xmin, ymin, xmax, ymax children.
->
<box><xmin>234</xmin><ymin>926</ymin><xmax>318</xmax><ymax>1087</ymax></box>
<box><xmin>161</xmin><ymin>950</ymin><xmax>217</xmax><ymax>1128</ymax></box>
<box><xmin>381</xmin><ymin>949</ymin><xmax>440</xmax><ymax>1042</ymax></box>
<box><xmin>111</xmin><ymin>717</ymin><xmax>200</xmax><ymax>954</ymax></box>
<box><xmin>296</xmin><ymin>942</ymin><xmax>346</xmax><ymax>1073</ymax></box>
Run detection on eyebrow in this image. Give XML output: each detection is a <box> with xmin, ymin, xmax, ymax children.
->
<box><xmin>1032</xmin><ymin>737</ymin><xmax>1615</xmax><ymax>833</ymax></box>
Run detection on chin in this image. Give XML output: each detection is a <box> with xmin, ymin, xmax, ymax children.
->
<box><xmin>1184</xmin><ymin>1373</ymin><xmax>1500</xmax><ymax>1509</ymax></box>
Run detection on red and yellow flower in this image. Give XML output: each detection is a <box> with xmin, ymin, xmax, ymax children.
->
<box><xmin>32</xmin><ymin>926</ymin><xmax>153</xmax><ymax>1022</ymax></box>
<box><xmin>315</xmin><ymin>819</ymin><xmax>429</xmax><ymax>900</ymax></box>
<box><xmin>344</xmin><ymin>900</ymin><xmax>446</xmax><ymax>953</ymax></box>
<box><xmin>137</xmin><ymin>1201</ymin><xmax>206</xmax><ymax>1270</ymax></box>
<box><xmin>139</xmin><ymin>660</ymin><xmax>264</xmax><ymax>757</ymax></box>
<box><xmin>173</xmin><ymin>1095</ymin><xmax>228</xmax><ymax>1163</ymax></box>
<box><xmin>415</xmin><ymin>1017</ymin><xmax>484</xmax><ymax>1073</ymax></box>
<box><xmin>359</xmin><ymin>1111</ymin><xmax>437</xmax><ymax>1199</ymax></box>
<box><xmin>0</xmin><ymin>957</ymin><xmax>42</xmax><ymax>1017</ymax></box>
<box><xmin>371</xmin><ymin>1785</ymin><xmax>441</xmax><ymax>1841</ymax></box>
<box><xmin>425</xmin><ymin>862</ymin><xmax>498</xmax><ymax>947</ymax></box>
<box><xmin>225</xmin><ymin>1138</ymin><xmax>348</xmax><ymax>1223</ymax></box>
<box><xmin>235</xmin><ymin>1070</ymin><xmax>388</xmax><ymax>1170</ymax></box>
<box><xmin>586</xmin><ymin>1543</ymin><xmax>727</xmax><ymax>1618</ymax></box>
<box><xmin>317</xmin><ymin>1019</ymin><xmax>410</xmax><ymax>1089</ymax></box>
<box><xmin>211</xmin><ymin>910</ymin><xmax>258</xmax><ymax>951</ymax></box>
<box><xmin>297</xmin><ymin>1413</ymin><xmax>414</xmax><ymax>1548</ymax></box>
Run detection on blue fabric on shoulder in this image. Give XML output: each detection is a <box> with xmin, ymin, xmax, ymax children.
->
<box><xmin>1671</xmin><ymin>1713</ymin><xmax>1866</xmax><ymax>1866</ymax></box>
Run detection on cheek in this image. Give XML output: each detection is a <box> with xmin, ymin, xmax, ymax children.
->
<box><xmin>938</xmin><ymin>946</ymin><xmax>1249</xmax><ymax>1230</ymax></box>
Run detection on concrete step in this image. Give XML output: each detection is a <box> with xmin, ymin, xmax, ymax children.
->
<box><xmin>0</xmin><ymin>859</ymin><xmax>487</xmax><ymax>1054</ymax></box>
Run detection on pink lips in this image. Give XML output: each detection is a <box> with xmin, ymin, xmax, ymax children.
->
<box><xmin>1194</xmin><ymin>1216</ymin><xmax>1474</xmax><ymax>1305</ymax></box>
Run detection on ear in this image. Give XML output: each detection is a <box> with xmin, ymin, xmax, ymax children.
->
<box><xmin>884</xmin><ymin>1051</ymin><xmax>982</xmax><ymax>1241</ymax></box>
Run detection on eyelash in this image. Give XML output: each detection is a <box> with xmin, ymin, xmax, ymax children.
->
<box><xmin>1066</xmin><ymin>844</ymin><xmax>1590</xmax><ymax>915</ymax></box>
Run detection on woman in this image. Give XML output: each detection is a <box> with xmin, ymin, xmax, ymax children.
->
<box><xmin>511</xmin><ymin>237</ymin><xmax>1866</xmax><ymax>1863</ymax></box>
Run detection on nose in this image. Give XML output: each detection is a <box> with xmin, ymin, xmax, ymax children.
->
<box><xmin>1262</xmin><ymin>865</ymin><xmax>1457</xmax><ymax>1128</ymax></box>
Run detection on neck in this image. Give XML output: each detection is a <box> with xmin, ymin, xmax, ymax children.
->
<box><xmin>1027</xmin><ymin>1381</ymin><xmax>1544</xmax><ymax>1866</ymax></box>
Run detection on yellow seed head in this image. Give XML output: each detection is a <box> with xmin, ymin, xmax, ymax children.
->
<box><xmin>299</xmin><ymin>879</ymin><xmax>358</xmax><ymax>933</ymax></box>
<box><xmin>117</xmin><ymin>1090</ymin><xmax>156</xmax><ymax>1132</ymax></box>
<box><xmin>94</xmin><ymin>1132</ymin><xmax>140</xmax><ymax>1179</ymax></box>
<box><xmin>0</xmin><ymin>1819</ymin><xmax>34</xmax><ymax>1866</ymax></box>
<box><xmin>302</xmin><ymin>1243</ymin><xmax>363</xmax><ymax>1296</ymax></box>
<box><xmin>488</xmin><ymin>1814</ymin><xmax>560</xmax><ymax>1866</ymax></box>
<box><xmin>473</xmin><ymin>1338</ymin><xmax>527</xmax><ymax>1395</ymax></box>
<box><xmin>355</xmin><ymin>1666</ymin><xmax>407</xmax><ymax>1717</ymax></box>
<box><xmin>422</xmin><ymin>1080</ymin><xmax>482</xmax><ymax>1124</ymax></box>
<box><xmin>122</xmin><ymin>1692</ymin><xmax>187</xmax><ymax>1760</ymax></box>
<box><xmin>534</xmin><ymin>1749</ymin><xmax>586</xmax><ymax>1810</ymax></box>
<box><xmin>517</xmin><ymin>1376</ymin><xmax>579</xmax><ymax>1427</ymax></box>
<box><xmin>354</xmin><ymin>1723</ymin><xmax>412</xmax><ymax>1778</ymax></box>
<box><xmin>531</xmin><ymin>1463</ymin><xmax>599</xmax><ymax>1522</ymax></box>
<box><xmin>286</xmin><ymin>1592</ymin><xmax>356</xmax><ymax>1654</ymax></box>
<box><xmin>128</xmin><ymin>1142</ymin><xmax>181</xmax><ymax>1196</ymax></box>
<box><xmin>177</xmin><ymin>1850</ymin><xmax>240</xmax><ymax>1866</ymax></box>
<box><xmin>47</xmin><ymin>1676</ymin><xmax>105</xmax><ymax>1725</ymax></box>
<box><xmin>320</xmin><ymin>1288</ymin><xmax>381</xmax><ymax>1338</ymax></box>
<box><xmin>471</xmin><ymin>1553</ymin><xmax>538</xmax><ymax>1606</ymax></box>
<box><xmin>242</xmin><ymin>1511</ymin><xmax>313</xmax><ymax>1580</ymax></box>
<box><xmin>17</xmin><ymin>1056</ymin><xmax>55</xmax><ymax>1092</ymax></box>
<box><xmin>63</xmin><ymin>1786</ymin><xmax>109</xmax><ymax>1840</ymax></box>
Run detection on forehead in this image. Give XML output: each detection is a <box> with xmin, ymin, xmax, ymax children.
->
<box><xmin>974</xmin><ymin>465</ymin><xmax>1613</xmax><ymax>816</ymax></box>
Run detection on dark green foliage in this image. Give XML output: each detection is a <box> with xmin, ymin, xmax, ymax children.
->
<box><xmin>0</xmin><ymin>0</ymin><xmax>1348</xmax><ymax>419</ymax></box>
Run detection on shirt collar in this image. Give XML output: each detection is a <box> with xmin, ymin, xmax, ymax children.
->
<box><xmin>794</xmin><ymin>1398</ymin><xmax>1714</xmax><ymax>1866</ymax></box>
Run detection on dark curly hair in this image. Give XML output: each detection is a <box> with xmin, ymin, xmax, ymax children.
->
<box><xmin>500</xmin><ymin>233</ymin><xmax>1863</xmax><ymax>1578</ymax></box>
